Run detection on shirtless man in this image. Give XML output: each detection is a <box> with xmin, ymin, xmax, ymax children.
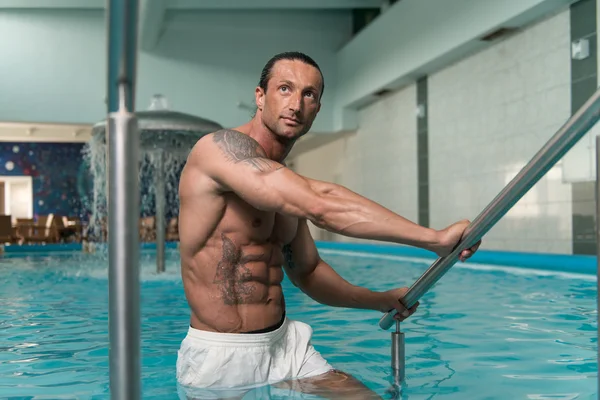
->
<box><xmin>176</xmin><ymin>51</ymin><xmax>481</xmax><ymax>399</ymax></box>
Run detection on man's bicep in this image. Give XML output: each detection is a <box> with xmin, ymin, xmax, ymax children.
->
<box><xmin>201</xmin><ymin>130</ymin><xmax>321</xmax><ymax>219</ymax></box>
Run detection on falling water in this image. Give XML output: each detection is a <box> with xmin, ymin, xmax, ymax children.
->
<box><xmin>80</xmin><ymin>95</ymin><xmax>223</xmax><ymax>271</ymax></box>
<box><xmin>81</xmin><ymin>139</ymin><xmax>187</xmax><ymax>244</ymax></box>
<box><xmin>82</xmin><ymin>133</ymin><xmax>107</xmax><ymax>244</ymax></box>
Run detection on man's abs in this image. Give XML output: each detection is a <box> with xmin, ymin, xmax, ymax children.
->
<box><xmin>181</xmin><ymin>234</ymin><xmax>288</xmax><ymax>333</ymax></box>
<box><xmin>178</xmin><ymin>172</ymin><xmax>299</xmax><ymax>333</ymax></box>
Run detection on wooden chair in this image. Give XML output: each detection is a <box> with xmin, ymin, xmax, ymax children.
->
<box><xmin>139</xmin><ymin>216</ymin><xmax>156</xmax><ymax>242</ymax></box>
<box><xmin>0</xmin><ymin>215</ymin><xmax>18</xmax><ymax>244</ymax></box>
<box><xmin>15</xmin><ymin>218</ymin><xmax>34</xmax><ymax>244</ymax></box>
<box><xmin>65</xmin><ymin>216</ymin><xmax>84</xmax><ymax>242</ymax></box>
<box><xmin>57</xmin><ymin>215</ymin><xmax>81</xmax><ymax>243</ymax></box>
<box><xmin>166</xmin><ymin>217</ymin><xmax>179</xmax><ymax>241</ymax></box>
<box><xmin>23</xmin><ymin>214</ymin><xmax>60</xmax><ymax>244</ymax></box>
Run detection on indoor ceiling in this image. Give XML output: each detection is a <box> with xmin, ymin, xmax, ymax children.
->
<box><xmin>0</xmin><ymin>0</ymin><xmax>388</xmax><ymax>10</ymax></box>
<box><xmin>0</xmin><ymin>0</ymin><xmax>390</xmax><ymax>51</ymax></box>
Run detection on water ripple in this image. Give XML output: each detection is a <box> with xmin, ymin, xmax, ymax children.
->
<box><xmin>0</xmin><ymin>250</ymin><xmax>597</xmax><ymax>399</ymax></box>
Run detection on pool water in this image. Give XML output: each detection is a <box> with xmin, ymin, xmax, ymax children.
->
<box><xmin>0</xmin><ymin>248</ymin><xmax>596</xmax><ymax>399</ymax></box>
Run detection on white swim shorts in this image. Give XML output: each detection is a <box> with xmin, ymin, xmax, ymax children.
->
<box><xmin>176</xmin><ymin>317</ymin><xmax>334</xmax><ymax>399</ymax></box>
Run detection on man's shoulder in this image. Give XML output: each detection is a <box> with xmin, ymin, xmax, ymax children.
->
<box><xmin>185</xmin><ymin>128</ymin><xmax>263</xmax><ymax>178</ymax></box>
<box><xmin>210</xmin><ymin>128</ymin><xmax>252</xmax><ymax>141</ymax></box>
<box><xmin>180</xmin><ymin>132</ymin><xmax>225</xmax><ymax>192</ymax></box>
<box><xmin>197</xmin><ymin>129</ymin><xmax>266</xmax><ymax>161</ymax></box>
<box><xmin>194</xmin><ymin>129</ymin><xmax>258</xmax><ymax>151</ymax></box>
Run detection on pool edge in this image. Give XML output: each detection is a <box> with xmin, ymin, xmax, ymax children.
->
<box><xmin>1</xmin><ymin>241</ymin><xmax>179</xmax><ymax>254</ymax></box>
<box><xmin>2</xmin><ymin>240</ymin><xmax>595</xmax><ymax>276</ymax></box>
<box><xmin>314</xmin><ymin>241</ymin><xmax>597</xmax><ymax>275</ymax></box>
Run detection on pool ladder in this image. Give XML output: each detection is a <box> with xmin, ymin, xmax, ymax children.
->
<box><xmin>391</xmin><ymin>321</ymin><xmax>404</xmax><ymax>387</ymax></box>
<box><xmin>381</xmin><ymin>87</ymin><xmax>600</xmax><ymax>392</ymax></box>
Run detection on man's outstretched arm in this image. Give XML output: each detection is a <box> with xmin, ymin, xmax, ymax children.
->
<box><xmin>196</xmin><ymin>129</ymin><xmax>445</xmax><ymax>254</ymax></box>
<box><xmin>282</xmin><ymin>219</ymin><xmax>416</xmax><ymax>317</ymax></box>
<box><xmin>197</xmin><ymin>129</ymin><xmax>480</xmax><ymax>258</ymax></box>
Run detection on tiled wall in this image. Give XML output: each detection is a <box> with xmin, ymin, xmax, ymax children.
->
<box><xmin>293</xmin><ymin>9</ymin><xmax>581</xmax><ymax>255</ymax></box>
<box><xmin>0</xmin><ymin>142</ymin><xmax>89</xmax><ymax>219</ymax></box>
<box><xmin>428</xmin><ymin>10</ymin><xmax>573</xmax><ymax>254</ymax></box>
<box><xmin>293</xmin><ymin>84</ymin><xmax>418</xmax><ymax>243</ymax></box>
<box><xmin>291</xmin><ymin>139</ymin><xmax>347</xmax><ymax>241</ymax></box>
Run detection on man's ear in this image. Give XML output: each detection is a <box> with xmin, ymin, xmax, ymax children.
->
<box><xmin>255</xmin><ymin>87</ymin><xmax>265</xmax><ymax>110</ymax></box>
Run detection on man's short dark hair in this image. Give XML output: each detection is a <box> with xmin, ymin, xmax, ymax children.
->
<box><xmin>258</xmin><ymin>51</ymin><xmax>325</xmax><ymax>99</ymax></box>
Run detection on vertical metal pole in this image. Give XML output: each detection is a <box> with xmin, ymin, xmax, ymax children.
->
<box><xmin>107</xmin><ymin>0</ymin><xmax>138</xmax><ymax>112</ymax></box>
<box><xmin>596</xmin><ymin>136</ymin><xmax>600</xmax><ymax>395</ymax></box>
<box><xmin>107</xmin><ymin>1</ymin><xmax>140</xmax><ymax>400</ymax></box>
<box><xmin>155</xmin><ymin>150</ymin><xmax>166</xmax><ymax>273</ymax></box>
<box><xmin>391</xmin><ymin>321</ymin><xmax>405</xmax><ymax>389</ymax></box>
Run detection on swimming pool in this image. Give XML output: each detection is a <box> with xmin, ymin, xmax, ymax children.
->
<box><xmin>0</xmin><ymin>246</ymin><xmax>596</xmax><ymax>399</ymax></box>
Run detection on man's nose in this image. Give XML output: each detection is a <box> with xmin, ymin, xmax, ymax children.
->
<box><xmin>288</xmin><ymin>94</ymin><xmax>302</xmax><ymax>113</ymax></box>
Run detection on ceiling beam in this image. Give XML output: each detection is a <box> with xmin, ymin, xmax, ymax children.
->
<box><xmin>139</xmin><ymin>0</ymin><xmax>167</xmax><ymax>51</ymax></box>
<box><xmin>169</xmin><ymin>0</ymin><xmax>385</xmax><ymax>10</ymax></box>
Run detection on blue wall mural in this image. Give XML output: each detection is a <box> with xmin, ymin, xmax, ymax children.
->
<box><xmin>0</xmin><ymin>142</ymin><xmax>186</xmax><ymax>222</ymax></box>
<box><xmin>0</xmin><ymin>142</ymin><xmax>91</xmax><ymax>219</ymax></box>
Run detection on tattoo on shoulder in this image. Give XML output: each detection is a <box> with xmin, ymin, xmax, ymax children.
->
<box><xmin>282</xmin><ymin>244</ymin><xmax>295</xmax><ymax>269</ymax></box>
<box><xmin>212</xmin><ymin>129</ymin><xmax>284</xmax><ymax>173</ymax></box>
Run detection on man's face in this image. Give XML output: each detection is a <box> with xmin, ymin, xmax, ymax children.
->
<box><xmin>255</xmin><ymin>59</ymin><xmax>322</xmax><ymax>141</ymax></box>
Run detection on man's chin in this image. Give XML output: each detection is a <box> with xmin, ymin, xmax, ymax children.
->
<box><xmin>277</xmin><ymin>127</ymin><xmax>306</xmax><ymax>140</ymax></box>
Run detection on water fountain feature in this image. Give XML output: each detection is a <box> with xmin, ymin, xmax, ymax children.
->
<box><xmin>85</xmin><ymin>94</ymin><xmax>223</xmax><ymax>273</ymax></box>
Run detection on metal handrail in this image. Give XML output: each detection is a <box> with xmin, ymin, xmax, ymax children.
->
<box><xmin>380</xmin><ymin>87</ymin><xmax>600</xmax><ymax>330</ymax></box>
<box><xmin>385</xmin><ymin>88</ymin><xmax>600</xmax><ymax>395</ymax></box>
